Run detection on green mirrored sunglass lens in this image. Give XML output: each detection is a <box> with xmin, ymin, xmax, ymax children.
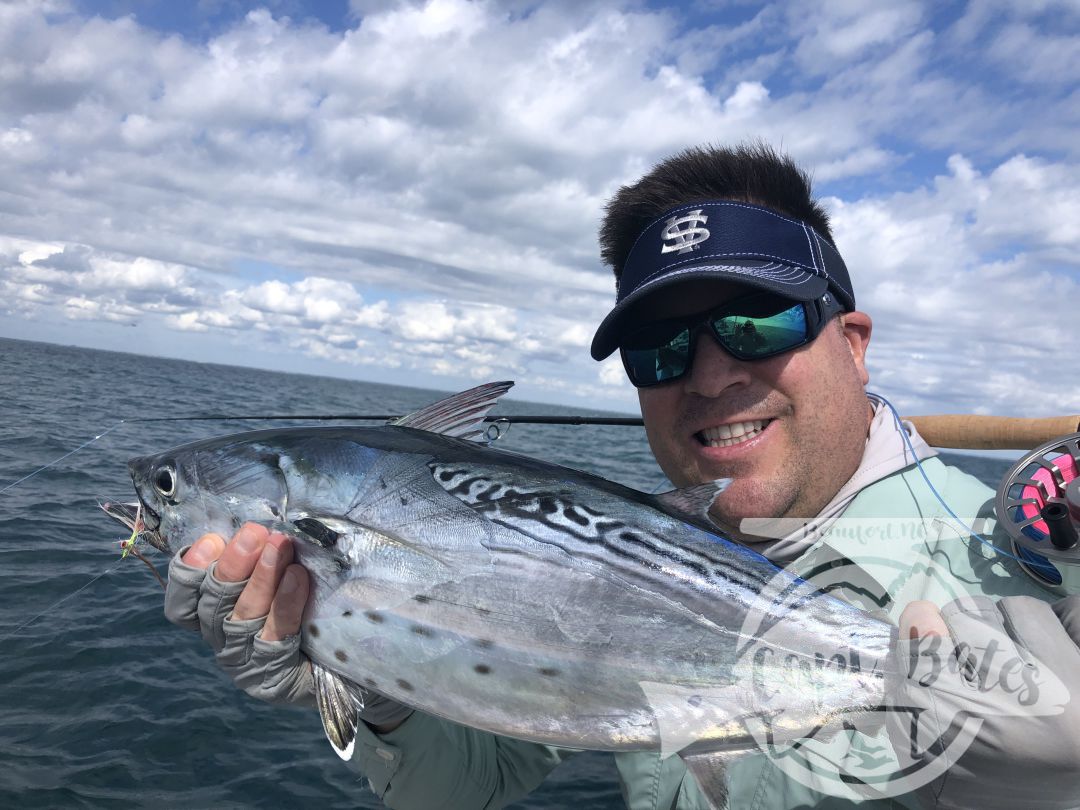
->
<box><xmin>625</xmin><ymin>329</ymin><xmax>690</xmax><ymax>383</ymax></box>
<box><xmin>713</xmin><ymin>304</ymin><xmax>807</xmax><ymax>356</ymax></box>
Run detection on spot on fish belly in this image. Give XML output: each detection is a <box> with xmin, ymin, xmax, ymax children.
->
<box><xmin>308</xmin><ymin>623</ymin><xmax>320</xmax><ymax>638</ymax></box>
<box><xmin>335</xmin><ymin>649</ymin><xmax>348</xmax><ymax>662</ymax></box>
<box><xmin>396</xmin><ymin>678</ymin><xmax>414</xmax><ymax>692</ymax></box>
<box><xmin>474</xmin><ymin>664</ymin><xmax>491</xmax><ymax>675</ymax></box>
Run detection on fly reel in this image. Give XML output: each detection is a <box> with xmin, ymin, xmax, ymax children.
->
<box><xmin>996</xmin><ymin>432</ymin><xmax>1080</xmax><ymax>594</ymax></box>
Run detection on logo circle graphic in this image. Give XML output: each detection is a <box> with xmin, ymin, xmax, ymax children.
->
<box><xmin>734</xmin><ymin>545</ymin><xmax>979</xmax><ymax>801</ymax></box>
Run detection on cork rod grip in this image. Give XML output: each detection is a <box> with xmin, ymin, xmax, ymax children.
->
<box><xmin>905</xmin><ymin>415</ymin><xmax>1080</xmax><ymax>450</ymax></box>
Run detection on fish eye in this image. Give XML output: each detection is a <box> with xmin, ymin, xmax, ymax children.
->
<box><xmin>153</xmin><ymin>465</ymin><xmax>177</xmax><ymax>498</ymax></box>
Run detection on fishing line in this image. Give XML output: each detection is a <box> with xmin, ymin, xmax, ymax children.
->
<box><xmin>869</xmin><ymin>392</ymin><xmax>1027</xmax><ymax>565</ymax></box>
<box><xmin>0</xmin><ymin>559</ymin><xmax>127</xmax><ymax>643</ymax></box>
<box><xmin>0</xmin><ymin>421</ymin><xmax>129</xmax><ymax>495</ymax></box>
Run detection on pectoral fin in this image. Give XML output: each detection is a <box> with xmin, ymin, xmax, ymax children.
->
<box><xmin>679</xmin><ymin>749</ymin><xmax>750</xmax><ymax>810</ymax></box>
<box><xmin>654</xmin><ymin>479</ymin><xmax>733</xmax><ymax>528</ymax></box>
<box><xmin>313</xmin><ymin>663</ymin><xmax>368</xmax><ymax>761</ymax></box>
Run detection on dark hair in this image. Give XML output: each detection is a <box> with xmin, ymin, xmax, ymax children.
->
<box><xmin>599</xmin><ymin>142</ymin><xmax>836</xmax><ymax>280</ymax></box>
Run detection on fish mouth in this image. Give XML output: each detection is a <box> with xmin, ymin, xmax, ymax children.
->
<box><xmin>100</xmin><ymin>498</ymin><xmax>172</xmax><ymax>555</ymax></box>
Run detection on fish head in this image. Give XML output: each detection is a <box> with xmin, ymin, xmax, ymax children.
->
<box><xmin>122</xmin><ymin>438</ymin><xmax>290</xmax><ymax>556</ymax></box>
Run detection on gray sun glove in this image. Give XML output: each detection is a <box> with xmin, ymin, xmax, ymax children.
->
<box><xmin>164</xmin><ymin>547</ymin><xmax>412</xmax><ymax>725</ymax></box>
<box><xmin>886</xmin><ymin>594</ymin><xmax>1080</xmax><ymax>810</ymax></box>
<box><xmin>164</xmin><ymin>548</ymin><xmax>315</xmax><ymax>707</ymax></box>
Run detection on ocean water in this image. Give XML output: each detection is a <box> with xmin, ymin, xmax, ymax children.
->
<box><xmin>0</xmin><ymin>337</ymin><xmax>1014</xmax><ymax>809</ymax></box>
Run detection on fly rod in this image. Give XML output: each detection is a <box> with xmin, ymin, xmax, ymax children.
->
<box><xmin>124</xmin><ymin>414</ymin><xmax>1080</xmax><ymax>450</ymax></box>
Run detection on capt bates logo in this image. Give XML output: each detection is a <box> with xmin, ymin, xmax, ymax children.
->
<box><xmin>660</xmin><ymin>210</ymin><xmax>710</xmax><ymax>254</ymax></box>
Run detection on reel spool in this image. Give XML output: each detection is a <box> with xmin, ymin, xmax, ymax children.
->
<box><xmin>996</xmin><ymin>432</ymin><xmax>1080</xmax><ymax>595</ymax></box>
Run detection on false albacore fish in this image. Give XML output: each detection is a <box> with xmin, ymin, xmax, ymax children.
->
<box><xmin>104</xmin><ymin>381</ymin><xmax>896</xmax><ymax>808</ymax></box>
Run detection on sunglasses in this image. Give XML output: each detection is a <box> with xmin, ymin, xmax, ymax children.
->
<box><xmin>620</xmin><ymin>292</ymin><xmax>844</xmax><ymax>388</ymax></box>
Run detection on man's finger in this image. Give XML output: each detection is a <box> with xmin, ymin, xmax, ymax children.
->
<box><xmin>899</xmin><ymin>599</ymin><xmax>950</xmax><ymax>640</ymax></box>
<box><xmin>233</xmin><ymin>534</ymin><xmax>294</xmax><ymax>621</ymax></box>
<box><xmin>261</xmin><ymin>564</ymin><xmax>309</xmax><ymax>642</ymax></box>
<box><xmin>215</xmin><ymin>523</ymin><xmax>270</xmax><ymax>582</ymax></box>
<box><xmin>181</xmin><ymin>533</ymin><xmax>226</xmax><ymax>569</ymax></box>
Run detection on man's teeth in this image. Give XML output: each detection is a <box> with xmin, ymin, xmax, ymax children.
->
<box><xmin>699</xmin><ymin>420</ymin><xmax>769</xmax><ymax>448</ymax></box>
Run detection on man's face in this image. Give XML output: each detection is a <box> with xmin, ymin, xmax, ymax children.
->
<box><xmin>633</xmin><ymin>280</ymin><xmax>873</xmax><ymax>532</ymax></box>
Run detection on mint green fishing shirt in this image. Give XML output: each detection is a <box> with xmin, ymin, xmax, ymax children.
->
<box><xmin>346</xmin><ymin>458</ymin><xmax>1055</xmax><ymax>809</ymax></box>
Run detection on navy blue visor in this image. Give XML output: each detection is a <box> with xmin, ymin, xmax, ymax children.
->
<box><xmin>592</xmin><ymin>201</ymin><xmax>854</xmax><ymax>361</ymax></box>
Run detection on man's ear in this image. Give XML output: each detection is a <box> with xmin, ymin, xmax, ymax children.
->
<box><xmin>840</xmin><ymin>311</ymin><xmax>872</xmax><ymax>385</ymax></box>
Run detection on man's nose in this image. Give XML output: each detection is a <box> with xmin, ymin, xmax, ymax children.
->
<box><xmin>683</xmin><ymin>331</ymin><xmax>752</xmax><ymax>397</ymax></box>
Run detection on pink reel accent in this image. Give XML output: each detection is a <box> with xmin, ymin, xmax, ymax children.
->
<box><xmin>1020</xmin><ymin>454</ymin><xmax>1079</xmax><ymax>535</ymax></box>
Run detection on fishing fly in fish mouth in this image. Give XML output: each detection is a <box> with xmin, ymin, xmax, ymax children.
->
<box><xmin>97</xmin><ymin>143</ymin><xmax>1080</xmax><ymax>810</ymax></box>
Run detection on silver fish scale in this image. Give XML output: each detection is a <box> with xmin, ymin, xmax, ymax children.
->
<box><xmin>421</xmin><ymin>458</ymin><xmax>892</xmax><ymax>718</ymax></box>
<box><xmin>428</xmin><ymin>461</ymin><xmax>782</xmax><ymax>628</ymax></box>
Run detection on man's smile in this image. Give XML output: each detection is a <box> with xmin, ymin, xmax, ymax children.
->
<box><xmin>696</xmin><ymin>418</ymin><xmax>774</xmax><ymax>448</ymax></box>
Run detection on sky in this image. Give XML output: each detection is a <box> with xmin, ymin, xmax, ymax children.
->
<box><xmin>1</xmin><ymin>0</ymin><xmax>1078</xmax><ymax>415</ymax></box>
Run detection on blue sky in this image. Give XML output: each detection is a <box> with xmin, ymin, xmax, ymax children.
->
<box><xmin>1</xmin><ymin>0</ymin><xmax>1077</xmax><ymax>414</ymax></box>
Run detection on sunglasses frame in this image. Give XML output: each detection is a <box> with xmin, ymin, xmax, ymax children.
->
<box><xmin>619</xmin><ymin>291</ymin><xmax>845</xmax><ymax>388</ymax></box>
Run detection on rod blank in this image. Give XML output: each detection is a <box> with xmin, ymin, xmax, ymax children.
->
<box><xmin>128</xmin><ymin>413</ymin><xmax>1080</xmax><ymax>450</ymax></box>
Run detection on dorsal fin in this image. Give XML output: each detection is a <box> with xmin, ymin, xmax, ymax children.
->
<box><xmin>390</xmin><ymin>381</ymin><xmax>514</xmax><ymax>442</ymax></box>
<box><xmin>653</xmin><ymin>479</ymin><xmax>732</xmax><ymax>526</ymax></box>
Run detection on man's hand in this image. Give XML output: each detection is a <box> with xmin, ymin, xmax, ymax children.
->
<box><xmin>163</xmin><ymin>523</ymin><xmax>414</xmax><ymax>732</ymax></box>
<box><xmin>888</xmin><ymin>595</ymin><xmax>1080</xmax><ymax>810</ymax></box>
<box><xmin>163</xmin><ymin>523</ymin><xmax>316</xmax><ymax>706</ymax></box>
<box><xmin>180</xmin><ymin>524</ymin><xmax>310</xmax><ymax>645</ymax></box>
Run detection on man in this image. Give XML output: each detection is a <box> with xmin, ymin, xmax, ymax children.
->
<box><xmin>166</xmin><ymin>143</ymin><xmax>1080</xmax><ymax>808</ymax></box>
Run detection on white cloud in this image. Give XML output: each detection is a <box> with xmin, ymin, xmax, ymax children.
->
<box><xmin>396</xmin><ymin>301</ymin><xmax>458</xmax><ymax>342</ymax></box>
<box><xmin>723</xmin><ymin>81</ymin><xmax>769</xmax><ymax>116</ymax></box>
<box><xmin>86</xmin><ymin>256</ymin><xmax>193</xmax><ymax>292</ymax></box>
<box><xmin>987</xmin><ymin>22</ymin><xmax>1080</xmax><ymax>87</ymax></box>
<box><xmin>789</xmin><ymin>0</ymin><xmax>925</xmax><ymax>70</ymax></box>
<box><xmin>1</xmin><ymin>235</ymin><xmax>64</xmax><ymax>265</ymax></box>
<box><xmin>599</xmin><ymin>355</ymin><xmax>627</xmax><ymax>387</ymax></box>
<box><xmin>170</xmin><ymin>311</ymin><xmax>211</xmax><ymax>332</ymax></box>
<box><xmin>831</xmin><ymin>153</ymin><xmax>1080</xmax><ymax>416</ymax></box>
<box><xmin>968</xmin><ymin>155</ymin><xmax>1080</xmax><ymax>251</ymax></box>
